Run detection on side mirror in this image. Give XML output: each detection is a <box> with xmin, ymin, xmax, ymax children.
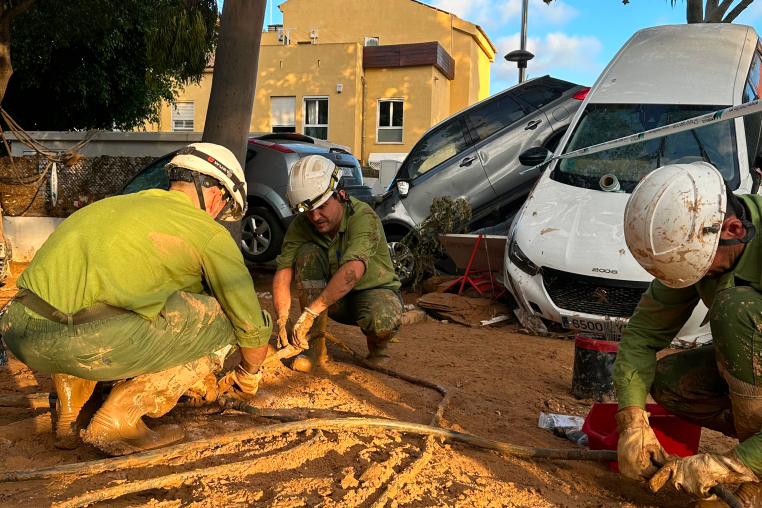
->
<box><xmin>397</xmin><ymin>180</ymin><xmax>410</xmax><ymax>197</ymax></box>
<box><xmin>519</xmin><ymin>147</ymin><xmax>554</xmax><ymax>167</ymax></box>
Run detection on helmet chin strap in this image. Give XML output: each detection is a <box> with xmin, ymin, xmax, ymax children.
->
<box><xmin>719</xmin><ymin>189</ymin><xmax>756</xmax><ymax>246</ymax></box>
<box><xmin>192</xmin><ymin>172</ymin><xmax>206</xmax><ymax>213</ymax></box>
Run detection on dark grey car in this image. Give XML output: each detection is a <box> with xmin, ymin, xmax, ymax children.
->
<box><xmin>376</xmin><ymin>76</ymin><xmax>588</xmax><ymax>284</ymax></box>
<box><xmin>119</xmin><ymin>133</ymin><xmax>373</xmax><ymax>262</ymax></box>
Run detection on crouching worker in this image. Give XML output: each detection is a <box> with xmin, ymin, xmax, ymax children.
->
<box><xmin>272</xmin><ymin>155</ymin><xmax>403</xmax><ymax>372</ymax></box>
<box><xmin>0</xmin><ymin>143</ymin><xmax>272</xmax><ymax>456</ymax></box>
<box><xmin>615</xmin><ymin>163</ymin><xmax>762</xmax><ymax>505</ymax></box>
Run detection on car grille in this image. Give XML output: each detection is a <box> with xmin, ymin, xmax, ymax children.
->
<box><xmin>542</xmin><ymin>267</ymin><xmax>649</xmax><ymax>318</ymax></box>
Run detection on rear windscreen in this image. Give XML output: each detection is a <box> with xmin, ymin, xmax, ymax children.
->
<box><xmin>512</xmin><ymin>77</ymin><xmax>577</xmax><ymax>108</ymax></box>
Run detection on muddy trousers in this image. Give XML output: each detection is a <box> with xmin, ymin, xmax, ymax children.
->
<box><xmin>650</xmin><ymin>286</ymin><xmax>762</xmax><ymax>474</ymax></box>
<box><xmin>1</xmin><ymin>291</ymin><xmax>235</xmax><ymax>454</ymax></box>
<box><xmin>293</xmin><ymin>243</ymin><xmax>403</xmax><ymax>359</ymax></box>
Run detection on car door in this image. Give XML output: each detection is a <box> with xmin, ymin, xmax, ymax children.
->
<box><xmin>397</xmin><ymin>117</ymin><xmax>497</xmax><ymax>224</ymax></box>
<box><xmin>467</xmin><ymin>94</ymin><xmax>554</xmax><ymax>200</ymax></box>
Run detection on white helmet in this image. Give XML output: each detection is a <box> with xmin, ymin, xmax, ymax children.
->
<box><xmin>287</xmin><ymin>155</ymin><xmax>340</xmax><ymax>214</ymax></box>
<box><xmin>166</xmin><ymin>142</ymin><xmax>247</xmax><ymax>221</ymax></box>
<box><xmin>623</xmin><ymin>162</ymin><xmax>726</xmax><ymax>288</ymax></box>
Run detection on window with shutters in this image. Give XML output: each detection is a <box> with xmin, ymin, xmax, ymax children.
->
<box><xmin>303</xmin><ymin>97</ymin><xmax>329</xmax><ymax>140</ymax></box>
<box><xmin>377</xmin><ymin>99</ymin><xmax>404</xmax><ymax>143</ymax></box>
<box><xmin>271</xmin><ymin>96</ymin><xmax>296</xmax><ymax>133</ymax></box>
<box><xmin>171</xmin><ymin>102</ymin><xmax>194</xmax><ymax>132</ymax></box>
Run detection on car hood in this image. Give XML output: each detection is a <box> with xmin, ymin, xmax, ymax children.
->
<box><xmin>514</xmin><ymin>178</ymin><xmax>652</xmax><ymax>282</ymax></box>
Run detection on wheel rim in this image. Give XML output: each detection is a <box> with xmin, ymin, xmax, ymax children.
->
<box><xmin>388</xmin><ymin>241</ymin><xmax>415</xmax><ymax>281</ymax></box>
<box><xmin>241</xmin><ymin>215</ymin><xmax>272</xmax><ymax>256</ymax></box>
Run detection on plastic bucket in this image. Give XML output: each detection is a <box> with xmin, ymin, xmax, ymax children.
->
<box><xmin>571</xmin><ymin>335</ymin><xmax>618</xmax><ymax>402</ymax></box>
<box><xmin>582</xmin><ymin>402</ymin><xmax>702</xmax><ymax>471</ymax></box>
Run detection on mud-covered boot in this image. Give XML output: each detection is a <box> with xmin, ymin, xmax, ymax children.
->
<box><xmin>292</xmin><ymin>331</ymin><xmax>328</xmax><ymax>373</ymax></box>
<box><xmin>365</xmin><ymin>332</ymin><xmax>392</xmax><ymax>365</ymax></box>
<box><xmin>52</xmin><ymin>374</ymin><xmax>98</xmax><ymax>450</ymax></box>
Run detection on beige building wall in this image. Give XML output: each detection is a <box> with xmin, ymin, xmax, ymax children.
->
<box><xmin>251</xmin><ymin>42</ymin><xmax>363</xmax><ymax>153</ymax></box>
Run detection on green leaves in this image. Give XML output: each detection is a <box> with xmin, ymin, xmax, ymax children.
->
<box><xmin>3</xmin><ymin>0</ymin><xmax>218</xmax><ymax>130</ymax></box>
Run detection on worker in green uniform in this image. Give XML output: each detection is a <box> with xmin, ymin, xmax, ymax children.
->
<box><xmin>615</xmin><ymin>163</ymin><xmax>762</xmax><ymax>505</ymax></box>
<box><xmin>272</xmin><ymin>155</ymin><xmax>402</xmax><ymax>373</ymax></box>
<box><xmin>0</xmin><ymin>143</ymin><xmax>272</xmax><ymax>456</ymax></box>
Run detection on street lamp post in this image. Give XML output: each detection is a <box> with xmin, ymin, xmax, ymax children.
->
<box><xmin>505</xmin><ymin>0</ymin><xmax>533</xmax><ymax>83</ymax></box>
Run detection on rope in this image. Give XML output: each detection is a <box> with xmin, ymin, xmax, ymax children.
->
<box><xmin>0</xmin><ymin>108</ymin><xmax>101</xmax><ymax>216</ymax></box>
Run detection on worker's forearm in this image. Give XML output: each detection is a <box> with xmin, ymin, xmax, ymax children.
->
<box><xmin>239</xmin><ymin>344</ymin><xmax>269</xmax><ymax>373</ymax></box>
<box><xmin>309</xmin><ymin>260</ymin><xmax>365</xmax><ymax>314</ymax></box>
<box><xmin>273</xmin><ymin>268</ymin><xmax>293</xmax><ymax>319</ymax></box>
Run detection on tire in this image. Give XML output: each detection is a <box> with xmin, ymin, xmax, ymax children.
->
<box><xmin>240</xmin><ymin>207</ymin><xmax>285</xmax><ymax>263</ymax></box>
<box><xmin>387</xmin><ymin>234</ymin><xmax>416</xmax><ymax>287</ymax></box>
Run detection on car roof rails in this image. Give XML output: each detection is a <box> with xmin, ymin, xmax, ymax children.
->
<box><xmin>256</xmin><ymin>133</ymin><xmax>315</xmax><ymax>144</ymax></box>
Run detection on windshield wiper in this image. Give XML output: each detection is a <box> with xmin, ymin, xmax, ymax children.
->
<box><xmin>656</xmin><ymin>136</ymin><xmax>666</xmax><ymax>168</ymax></box>
<box><xmin>690</xmin><ymin>129</ymin><xmax>713</xmax><ymax>166</ymax></box>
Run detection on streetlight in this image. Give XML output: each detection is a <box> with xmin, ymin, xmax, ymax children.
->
<box><xmin>505</xmin><ymin>0</ymin><xmax>533</xmax><ymax>83</ymax></box>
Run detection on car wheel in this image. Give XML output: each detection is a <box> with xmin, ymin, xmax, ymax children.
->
<box><xmin>387</xmin><ymin>234</ymin><xmax>415</xmax><ymax>287</ymax></box>
<box><xmin>241</xmin><ymin>207</ymin><xmax>285</xmax><ymax>263</ymax></box>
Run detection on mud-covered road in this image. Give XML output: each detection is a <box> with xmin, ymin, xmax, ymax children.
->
<box><xmin>0</xmin><ymin>262</ymin><xmax>735</xmax><ymax>507</ymax></box>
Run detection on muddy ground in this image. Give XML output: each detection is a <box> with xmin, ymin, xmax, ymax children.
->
<box><xmin>0</xmin><ymin>262</ymin><xmax>738</xmax><ymax>508</ymax></box>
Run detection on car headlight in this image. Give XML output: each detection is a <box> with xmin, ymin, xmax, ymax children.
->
<box><xmin>508</xmin><ymin>239</ymin><xmax>541</xmax><ymax>276</ymax></box>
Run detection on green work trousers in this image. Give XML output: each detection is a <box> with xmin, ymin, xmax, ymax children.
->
<box><xmin>293</xmin><ymin>242</ymin><xmax>403</xmax><ymax>350</ymax></box>
<box><xmin>650</xmin><ymin>286</ymin><xmax>762</xmax><ymax>474</ymax></box>
<box><xmin>1</xmin><ymin>291</ymin><xmax>237</xmax><ymax>381</ymax></box>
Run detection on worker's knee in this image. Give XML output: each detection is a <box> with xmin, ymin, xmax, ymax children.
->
<box><xmin>293</xmin><ymin>243</ymin><xmax>330</xmax><ymax>284</ymax></box>
<box><xmin>355</xmin><ymin>289</ymin><xmax>404</xmax><ymax>336</ymax></box>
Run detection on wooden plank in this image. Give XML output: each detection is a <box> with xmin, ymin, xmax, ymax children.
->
<box><xmin>363</xmin><ymin>41</ymin><xmax>454</xmax><ymax>79</ymax></box>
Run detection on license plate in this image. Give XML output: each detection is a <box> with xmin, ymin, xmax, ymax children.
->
<box><xmin>562</xmin><ymin>316</ymin><xmax>624</xmax><ymax>339</ymax></box>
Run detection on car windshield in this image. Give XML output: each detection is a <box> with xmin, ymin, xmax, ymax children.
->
<box><xmin>551</xmin><ymin>104</ymin><xmax>739</xmax><ymax>192</ymax></box>
<box><xmin>120</xmin><ymin>158</ymin><xmax>170</xmax><ymax>194</ymax></box>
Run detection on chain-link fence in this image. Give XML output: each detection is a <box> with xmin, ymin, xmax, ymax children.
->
<box><xmin>0</xmin><ymin>155</ymin><xmax>153</xmax><ymax>217</ymax></box>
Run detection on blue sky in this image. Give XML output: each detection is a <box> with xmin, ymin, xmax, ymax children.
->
<box><xmin>255</xmin><ymin>0</ymin><xmax>762</xmax><ymax>95</ymax></box>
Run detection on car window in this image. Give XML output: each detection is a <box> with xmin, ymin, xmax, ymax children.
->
<box><xmin>121</xmin><ymin>156</ymin><xmax>171</xmax><ymax>195</ymax></box>
<box><xmin>406</xmin><ymin>121</ymin><xmax>469</xmax><ymax>180</ymax></box>
<box><xmin>552</xmin><ymin>104</ymin><xmax>739</xmax><ymax>192</ymax></box>
<box><xmin>512</xmin><ymin>77</ymin><xmax>576</xmax><ymax>108</ymax></box>
<box><xmin>743</xmin><ymin>45</ymin><xmax>762</xmax><ymax>169</ymax></box>
<box><xmin>466</xmin><ymin>96</ymin><xmax>526</xmax><ymax>142</ymax></box>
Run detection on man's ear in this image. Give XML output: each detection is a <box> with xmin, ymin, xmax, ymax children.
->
<box><xmin>722</xmin><ymin>216</ymin><xmax>746</xmax><ymax>239</ymax></box>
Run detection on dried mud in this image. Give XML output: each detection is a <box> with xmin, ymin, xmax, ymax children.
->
<box><xmin>0</xmin><ymin>262</ymin><xmax>738</xmax><ymax>507</ymax></box>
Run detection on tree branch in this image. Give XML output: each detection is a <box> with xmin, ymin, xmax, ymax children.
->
<box><xmin>1</xmin><ymin>0</ymin><xmax>37</xmax><ymax>24</ymax></box>
<box><xmin>705</xmin><ymin>0</ymin><xmax>734</xmax><ymax>21</ymax></box>
<box><xmin>723</xmin><ymin>0</ymin><xmax>755</xmax><ymax>21</ymax></box>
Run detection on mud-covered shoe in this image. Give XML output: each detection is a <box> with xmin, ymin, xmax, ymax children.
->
<box><xmin>366</xmin><ymin>337</ymin><xmax>391</xmax><ymax>366</ymax></box>
<box><xmin>291</xmin><ymin>335</ymin><xmax>328</xmax><ymax>373</ymax></box>
<box><xmin>81</xmin><ymin>408</ymin><xmax>184</xmax><ymax>456</ymax></box>
<box><xmin>53</xmin><ymin>374</ymin><xmax>99</xmax><ymax>450</ymax></box>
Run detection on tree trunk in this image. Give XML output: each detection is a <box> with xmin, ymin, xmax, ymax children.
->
<box><xmin>202</xmin><ymin>0</ymin><xmax>265</xmax><ymax>244</ymax></box>
<box><xmin>686</xmin><ymin>0</ymin><xmax>704</xmax><ymax>23</ymax></box>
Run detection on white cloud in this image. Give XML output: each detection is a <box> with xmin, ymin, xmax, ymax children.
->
<box><xmin>495</xmin><ymin>32</ymin><xmax>603</xmax><ymax>81</ymax></box>
<box><xmin>430</xmin><ymin>0</ymin><xmax>577</xmax><ymax>29</ymax></box>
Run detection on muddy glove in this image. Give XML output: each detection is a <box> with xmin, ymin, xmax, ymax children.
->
<box><xmin>217</xmin><ymin>364</ymin><xmax>263</xmax><ymax>401</ymax></box>
<box><xmin>616</xmin><ymin>406</ymin><xmax>676</xmax><ymax>481</ymax></box>
<box><xmin>291</xmin><ymin>307</ymin><xmax>319</xmax><ymax>350</ymax></box>
<box><xmin>184</xmin><ymin>373</ymin><xmax>219</xmax><ymax>407</ymax></box>
<box><xmin>649</xmin><ymin>450</ymin><xmax>757</xmax><ymax>498</ymax></box>
<box><xmin>276</xmin><ymin>314</ymin><xmax>290</xmax><ymax>349</ymax></box>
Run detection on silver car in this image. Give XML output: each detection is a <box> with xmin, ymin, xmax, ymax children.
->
<box><xmin>375</xmin><ymin>76</ymin><xmax>588</xmax><ymax>284</ymax></box>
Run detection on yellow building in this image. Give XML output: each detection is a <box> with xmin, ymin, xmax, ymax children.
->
<box><xmin>146</xmin><ymin>0</ymin><xmax>496</xmax><ymax>164</ymax></box>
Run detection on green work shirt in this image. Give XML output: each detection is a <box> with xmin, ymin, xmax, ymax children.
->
<box><xmin>17</xmin><ymin>189</ymin><xmax>271</xmax><ymax>349</ymax></box>
<box><xmin>275</xmin><ymin>197</ymin><xmax>401</xmax><ymax>292</ymax></box>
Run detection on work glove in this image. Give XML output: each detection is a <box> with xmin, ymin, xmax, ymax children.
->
<box><xmin>649</xmin><ymin>449</ymin><xmax>758</xmax><ymax>498</ymax></box>
<box><xmin>276</xmin><ymin>314</ymin><xmax>291</xmax><ymax>349</ymax></box>
<box><xmin>616</xmin><ymin>406</ymin><xmax>676</xmax><ymax>481</ymax></box>
<box><xmin>184</xmin><ymin>373</ymin><xmax>219</xmax><ymax>407</ymax></box>
<box><xmin>217</xmin><ymin>364</ymin><xmax>263</xmax><ymax>401</ymax></box>
<box><xmin>291</xmin><ymin>307</ymin><xmax>319</xmax><ymax>350</ymax></box>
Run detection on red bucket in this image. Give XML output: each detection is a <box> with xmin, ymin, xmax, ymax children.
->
<box><xmin>582</xmin><ymin>402</ymin><xmax>702</xmax><ymax>471</ymax></box>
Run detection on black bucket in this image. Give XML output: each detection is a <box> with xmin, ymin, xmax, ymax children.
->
<box><xmin>570</xmin><ymin>334</ymin><xmax>618</xmax><ymax>402</ymax></box>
